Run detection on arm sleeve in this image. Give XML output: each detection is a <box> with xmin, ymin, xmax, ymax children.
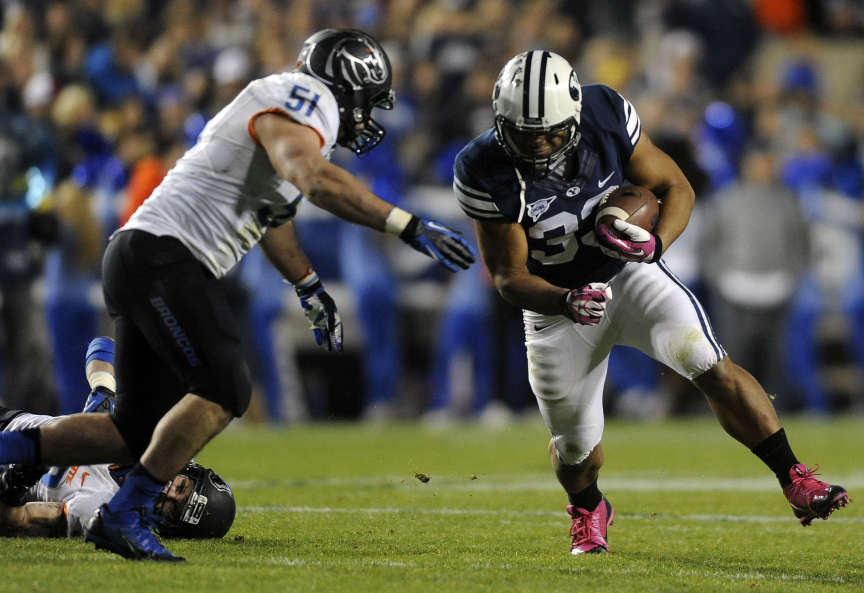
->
<box><xmin>453</xmin><ymin>153</ymin><xmax>512</xmax><ymax>222</ymax></box>
<box><xmin>245</xmin><ymin>73</ymin><xmax>340</xmax><ymax>151</ymax></box>
<box><xmin>618</xmin><ymin>92</ymin><xmax>642</xmax><ymax>151</ymax></box>
<box><xmin>593</xmin><ymin>85</ymin><xmax>642</xmax><ymax>161</ymax></box>
<box><xmin>3</xmin><ymin>413</ymin><xmax>58</xmax><ymax>432</ymax></box>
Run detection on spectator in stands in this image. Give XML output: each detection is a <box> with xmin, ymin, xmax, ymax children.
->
<box><xmin>701</xmin><ymin>142</ymin><xmax>810</xmax><ymax>408</ymax></box>
<box><xmin>0</xmin><ymin>58</ymin><xmax>59</xmax><ymax>413</ymax></box>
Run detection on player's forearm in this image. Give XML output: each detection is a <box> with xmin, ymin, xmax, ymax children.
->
<box><xmin>494</xmin><ymin>271</ymin><xmax>568</xmax><ymax>316</ymax></box>
<box><xmin>652</xmin><ymin>182</ymin><xmax>694</xmax><ymax>254</ymax></box>
<box><xmin>260</xmin><ymin>221</ymin><xmax>315</xmax><ymax>284</ymax></box>
<box><xmin>297</xmin><ymin>160</ymin><xmax>394</xmax><ymax>231</ymax></box>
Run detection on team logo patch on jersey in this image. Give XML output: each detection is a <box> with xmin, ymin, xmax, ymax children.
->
<box><xmin>566</xmin><ymin>186</ymin><xmax>581</xmax><ymax>197</ymax></box>
<box><xmin>526</xmin><ymin>196</ymin><xmax>557</xmax><ymax>221</ymax></box>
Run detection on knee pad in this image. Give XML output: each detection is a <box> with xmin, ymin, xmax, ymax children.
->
<box><xmin>552</xmin><ymin>431</ymin><xmax>600</xmax><ymax>466</ymax></box>
<box><xmin>666</xmin><ymin>326</ymin><xmax>723</xmax><ymax>380</ymax></box>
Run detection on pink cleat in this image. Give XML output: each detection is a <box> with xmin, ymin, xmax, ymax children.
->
<box><xmin>567</xmin><ymin>497</ymin><xmax>614</xmax><ymax>555</ymax></box>
<box><xmin>783</xmin><ymin>463</ymin><xmax>850</xmax><ymax>526</ymax></box>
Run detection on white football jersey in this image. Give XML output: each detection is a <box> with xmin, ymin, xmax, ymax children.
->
<box><xmin>123</xmin><ymin>71</ymin><xmax>340</xmax><ymax>277</ymax></box>
<box><xmin>6</xmin><ymin>413</ymin><xmax>119</xmax><ymax>537</ymax></box>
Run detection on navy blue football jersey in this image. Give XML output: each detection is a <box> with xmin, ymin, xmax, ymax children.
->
<box><xmin>454</xmin><ymin>84</ymin><xmax>642</xmax><ymax>289</ymax></box>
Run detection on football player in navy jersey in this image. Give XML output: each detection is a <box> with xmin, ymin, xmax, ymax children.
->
<box><xmin>454</xmin><ymin>51</ymin><xmax>849</xmax><ymax>555</ymax></box>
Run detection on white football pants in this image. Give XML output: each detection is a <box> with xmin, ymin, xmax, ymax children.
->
<box><xmin>523</xmin><ymin>260</ymin><xmax>726</xmax><ymax>465</ymax></box>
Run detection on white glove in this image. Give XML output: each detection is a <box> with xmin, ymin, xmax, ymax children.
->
<box><xmin>595</xmin><ymin>219</ymin><xmax>661</xmax><ymax>263</ymax></box>
<box><xmin>294</xmin><ymin>272</ymin><xmax>343</xmax><ymax>352</ymax></box>
<box><xmin>562</xmin><ymin>282</ymin><xmax>613</xmax><ymax>325</ymax></box>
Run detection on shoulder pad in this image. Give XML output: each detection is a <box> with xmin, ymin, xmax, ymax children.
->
<box><xmin>581</xmin><ymin>84</ymin><xmax>642</xmax><ymax>157</ymax></box>
<box><xmin>247</xmin><ymin>73</ymin><xmax>340</xmax><ymax>149</ymax></box>
<box><xmin>453</xmin><ymin>131</ymin><xmax>523</xmax><ymax>222</ymax></box>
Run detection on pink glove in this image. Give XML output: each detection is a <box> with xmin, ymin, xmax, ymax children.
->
<box><xmin>595</xmin><ymin>219</ymin><xmax>662</xmax><ymax>263</ymax></box>
<box><xmin>562</xmin><ymin>282</ymin><xmax>613</xmax><ymax>325</ymax></box>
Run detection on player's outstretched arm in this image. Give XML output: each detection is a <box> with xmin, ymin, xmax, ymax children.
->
<box><xmin>260</xmin><ymin>221</ymin><xmax>342</xmax><ymax>352</ymax></box>
<box><xmin>474</xmin><ymin>219</ymin><xmax>611</xmax><ymax>324</ymax></box>
<box><xmin>623</xmin><ymin>131</ymin><xmax>695</xmax><ymax>253</ymax></box>
<box><xmin>253</xmin><ymin>113</ymin><xmax>475</xmax><ymax>271</ymax></box>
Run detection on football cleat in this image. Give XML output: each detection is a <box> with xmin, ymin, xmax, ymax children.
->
<box><xmin>783</xmin><ymin>463</ymin><xmax>850</xmax><ymax>526</ymax></box>
<box><xmin>82</xmin><ymin>387</ymin><xmax>116</xmax><ymax>414</ymax></box>
<box><xmin>568</xmin><ymin>497</ymin><xmax>614</xmax><ymax>555</ymax></box>
<box><xmin>84</xmin><ymin>505</ymin><xmax>185</xmax><ymax>562</ymax></box>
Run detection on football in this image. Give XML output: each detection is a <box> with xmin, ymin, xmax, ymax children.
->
<box><xmin>595</xmin><ymin>185</ymin><xmax>660</xmax><ymax>232</ymax></box>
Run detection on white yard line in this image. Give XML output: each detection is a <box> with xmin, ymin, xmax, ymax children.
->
<box><xmin>237</xmin><ymin>504</ymin><xmax>864</xmax><ymax>524</ymax></box>
<box><xmin>233</xmin><ymin>473</ymin><xmax>864</xmax><ymax>492</ymax></box>
<box><xmin>252</xmin><ymin>556</ymin><xmax>854</xmax><ymax>584</ymax></box>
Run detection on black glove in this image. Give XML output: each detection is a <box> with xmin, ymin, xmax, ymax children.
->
<box><xmin>399</xmin><ymin>216</ymin><xmax>476</xmax><ymax>272</ymax></box>
<box><xmin>0</xmin><ymin>464</ymin><xmax>47</xmax><ymax>506</ymax></box>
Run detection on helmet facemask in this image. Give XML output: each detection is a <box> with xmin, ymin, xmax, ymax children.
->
<box><xmin>494</xmin><ymin>115</ymin><xmax>580</xmax><ymax>178</ymax></box>
<box><xmin>336</xmin><ymin>86</ymin><xmax>395</xmax><ymax>155</ymax></box>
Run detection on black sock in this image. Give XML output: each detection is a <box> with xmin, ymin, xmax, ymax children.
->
<box><xmin>568</xmin><ymin>480</ymin><xmax>602</xmax><ymax>510</ymax></box>
<box><xmin>751</xmin><ymin>428</ymin><xmax>799</xmax><ymax>487</ymax></box>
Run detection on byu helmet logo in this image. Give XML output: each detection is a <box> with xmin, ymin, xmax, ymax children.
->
<box><xmin>569</xmin><ymin>71</ymin><xmax>580</xmax><ymax>101</ymax></box>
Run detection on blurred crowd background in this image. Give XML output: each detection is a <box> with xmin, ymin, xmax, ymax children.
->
<box><xmin>1</xmin><ymin>0</ymin><xmax>863</xmax><ymax>424</ymax></box>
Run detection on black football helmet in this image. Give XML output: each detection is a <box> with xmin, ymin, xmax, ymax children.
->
<box><xmin>152</xmin><ymin>462</ymin><xmax>236</xmax><ymax>539</ymax></box>
<box><xmin>296</xmin><ymin>28</ymin><xmax>395</xmax><ymax>155</ymax></box>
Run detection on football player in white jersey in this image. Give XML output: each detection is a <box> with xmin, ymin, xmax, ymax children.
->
<box><xmin>0</xmin><ymin>338</ymin><xmax>235</xmax><ymax>540</ymax></box>
<box><xmin>0</xmin><ymin>29</ymin><xmax>474</xmax><ymax>561</ymax></box>
<box><xmin>455</xmin><ymin>51</ymin><xmax>849</xmax><ymax>555</ymax></box>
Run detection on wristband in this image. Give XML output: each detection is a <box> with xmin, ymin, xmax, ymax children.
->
<box><xmin>385</xmin><ymin>207</ymin><xmax>414</xmax><ymax>236</ymax></box>
<box><xmin>292</xmin><ymin>268</ymin><xmax>319</xmax><ymax>290</ymax></box>
<box><xmin>88</xmin><ymin>371</ymin><xmax>116</xmax><ymax>393</ymax></box>
<box><xmin>85</xmin><ymin>337</ymin><xmax>114</xmax><ymax>366</ymax></box>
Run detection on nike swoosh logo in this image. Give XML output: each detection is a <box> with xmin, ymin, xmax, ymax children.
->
<box><xmin>598</xmin><ymin>171</ymin><xmax>614</xmax><ymax>187</ymax></box>
<box><xmin>533</xmin><ymin>322</ymin><xmax>554</xmax><ymax>331</ymax></box>
<box><xmin>425</xmin><ymin>221</ymin><xmax>450</xmax><ymax>233</ymax></box>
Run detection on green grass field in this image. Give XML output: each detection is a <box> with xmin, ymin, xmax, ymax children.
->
<box><xmin>1</xmin><ymin>416</ymin><xmax>861</xmax><ymax>593</ymax></box>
